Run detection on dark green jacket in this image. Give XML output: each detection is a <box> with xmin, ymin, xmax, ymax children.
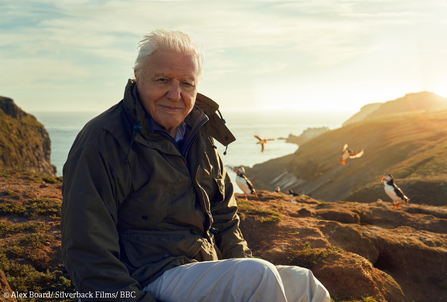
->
<box><xmin>61</xmin><ymin>79</ymin><xmax>252</xmax><ymax>301</ymax></box>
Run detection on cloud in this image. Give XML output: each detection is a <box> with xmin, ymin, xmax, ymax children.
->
<box><xmin>248</xmin><ymin>62</ymin><xmax>287</xmax><ymax>76</ymax></box>
<box><xmin>2</xmin><ymin>1</ymin><xmax>447</xmax><ymax>112</ymax></box>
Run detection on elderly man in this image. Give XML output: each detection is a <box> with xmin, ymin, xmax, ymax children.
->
<box><xmin>61</xmin><ymin>29</ymin><xmax>330</xmax><ymax>302</ymax></box>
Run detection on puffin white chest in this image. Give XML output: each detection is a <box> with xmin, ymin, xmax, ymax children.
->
<box><xmin>236</xmin><ymin>175</ymin><xmax>251</xmax><ymax>195</ymax></box>
<box><xmin>341</xmin><ymin>151</ymin><xmax>349</xmax><ymax>161</ymax></box>
<box><xmin>384</xmin><ymin>182</ymin><xmax>399</xmax><ymax>201</ymax></box>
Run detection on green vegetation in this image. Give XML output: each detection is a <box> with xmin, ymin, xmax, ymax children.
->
<box><xmin>3</xmin><ymin>189</ymin><xmax>16</xmax><ymax>196</ymax></box>
<box><xmin>0</xmin><ymin>164</ymin><xmax>75</xmax><ymax>301</ymax></box>
<box><xmin>0</xmin><ymin>167</ymin><xmax>18</xmax><ymax>178</ymax></box>
<box><xmin>331</xmin><ymin>295</ymin><xmax>377</xmax><ymax>302</ymax></box>
<box><xmin>24</xmin><ymin>197</ymin><xmax>62</xmax><ymax>219</ymax></box>
<box><xmin>8</xmin><ymin>246</ymin><xmax>24</xmax><ymax>258</ymax></box>
<box><xmin>272</xmin><ymin>204</ymin><xmax>283</xmax><ymax>211</ymax></box>
<box><xmin>238</xmin><ymin>212</ymin><xmax>246</xmax><ymax>221</ymax></box>
<box><xmin>0</xmin><ymin>197</ymin><xmax>62</xmax><ymax>219</ymax></box>
<box><xmin>0</xmin><ymin>246</ymin><xmax>75</xmax><ymax>302</ymax></box>
<box><xmin>0</xmin><ymin>201</ymin><xmax>26</xmax><ymax>215</ymax></box>
<box><xmin>0</xmin><ymin>222</ymin><xmax>48</xmax><ymax>236</ymax></box>
<box><xmin>0</xmin><ymin>257</ymin><xmax>74</xmax><ymax>301</ymax></box>
<box><xmin>21</xmin><ymin>233</ymin><xmax>55</xmax><ymax>248</ymax></box>
<box><xmin>25</xmin><ymin>174</ymin><xmax>62</xmax><ymax>184</ymax></box>
<box><xmin>237</xmin><ymin>200</ymin><xmax>282</xmax><ymax>223</ymax></box>
<box><xmin>327</xmin><ymin>245</ymin><xmax>344</xmax><ymax>253</ymax></box>
<box><xmin>288</xmin><ymin>242</ymin><xmax>343</xmax><ymax>269</ymax></box>
<box><xmin>0</xmin><ymin>97</ymin><xmax>56</xmax><ymax>176</ymax></box>
<box><xmin>0</xmin><ymin>168</ymin><xmax>62</xmax><ymax>184</ymax></box>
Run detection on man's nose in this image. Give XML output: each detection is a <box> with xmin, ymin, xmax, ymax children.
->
<box><xmin>166</xmin><ymin>81</ymin><xmax>181</xmax><ymax>101</ymax></box>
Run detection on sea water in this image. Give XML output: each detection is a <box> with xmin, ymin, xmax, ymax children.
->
<box><xmin>33</xmin><ymin>110</ymin><xmax>353</xmax><ymax>193</ymax></box>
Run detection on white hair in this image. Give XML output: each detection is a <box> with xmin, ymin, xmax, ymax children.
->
<box><xmin>134</xmin><ymin>29</ymin><xmax>205</xmax><ymax>80</ymax></box>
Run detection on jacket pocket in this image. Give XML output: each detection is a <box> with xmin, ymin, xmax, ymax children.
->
<box><xmin>120</xmin><ymin>231</ymin><xmax>203</xmax><ymax>267</ymax></box>
<box><xmin>118</xmin><ymin>190</ymin><xmax>171</xmax><ymax>228</ymax></box>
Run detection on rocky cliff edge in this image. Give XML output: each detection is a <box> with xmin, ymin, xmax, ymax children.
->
<box><xmin>0</xmin><ymin>170</ymin><xmax>446</xmax><ymax>301</ymax></box>
<box><xmin>0</xmin><ymin>96</ymin><xmax>56</xmax><ymax>175</ymax></box>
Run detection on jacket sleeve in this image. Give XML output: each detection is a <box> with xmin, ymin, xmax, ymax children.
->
<box><xmin>209</xmin><ymin>154</ymin><xmax>253</xmax><ymax>259</ymax></box>
<box><xmin>61</xmin><ymin>144</ymin><xmax>160</xmax><ymax>302</ymax></box>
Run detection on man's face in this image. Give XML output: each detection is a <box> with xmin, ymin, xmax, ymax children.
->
<box><xmin>135</xmin><ymin>49</ymin><xmax>199</xmax><ymax>137</ymax></box>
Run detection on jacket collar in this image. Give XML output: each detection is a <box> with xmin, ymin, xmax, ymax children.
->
<box><xmin>123</xmin><ymin>79</ymin><xmax>236</xmax><ymax>147</ymax></box>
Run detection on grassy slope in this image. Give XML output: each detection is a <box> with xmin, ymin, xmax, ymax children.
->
<box><xmin>248</xmin><ymin>109</ymin><xmax>447</xmax><ymax>205</ymax></box>
<box><xmin>0</xmin><ymin>98</ymin><xmax>53</xmax><ymax>173</ymax></box>
<box><xmin>0</xmin><ymin>169</ymin><xmax>73</xmax><ymax>302</ymax></box>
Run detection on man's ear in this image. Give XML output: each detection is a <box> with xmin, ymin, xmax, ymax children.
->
<box><xmin>134</xmin><ymin>69</ymin><xmax>139</xmax><ymax>84</ymax></box>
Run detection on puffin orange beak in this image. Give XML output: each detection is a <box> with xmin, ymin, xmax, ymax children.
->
<box><xmin>381</xmin><ymin>176</ymin><xmax>385</xmax><ymax>182</ymax></box>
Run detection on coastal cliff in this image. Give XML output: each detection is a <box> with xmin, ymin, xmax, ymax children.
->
<box><xmin>0</xmin><ymin>96</ymin><xmax>56</xmax><ymax>175</ymax></box>
<box><xmin>0</xmin><ymin>169</ymin><xmax>445</xmax><ymax>301</ymax></box>
<box><xmin>342</xmin><ymin>103</ymin><xmax>382</xmax><ymax>126</ymax></box>
<box><xmin>283</xmin><ymin>127</ymin><xmax>329</xmax><ymax>146</ymax></box>
<box><xmin>343</xmin><ymin>91</ymin><xmax>447</xmax><ymax>126</ymax></box>
<box><xmin>243</xmin><ymin>92</ymin><xmax>447</xmax><ymax>203</ymax></box>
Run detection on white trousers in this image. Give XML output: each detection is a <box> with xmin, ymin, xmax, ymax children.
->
<box><xmin>143</xmin><ymin>258</ymin><xmax>330</xmax><ymax>302</ymax></box>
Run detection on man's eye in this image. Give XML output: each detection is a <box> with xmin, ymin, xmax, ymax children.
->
<box><xmin>157</xmin><ymin>78</ymin><xmax>168</xmax><ymax>82</ymax></box>
<box><xmin>183</xmin><ymin>82</ymin><xmax>194</xmax><ymax>87</ymax></box>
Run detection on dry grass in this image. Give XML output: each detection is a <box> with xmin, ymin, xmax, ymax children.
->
<box><xmin>249</xmin><ymin>108</ymin><xmax>447</xmax><ymax>203</ymax></box>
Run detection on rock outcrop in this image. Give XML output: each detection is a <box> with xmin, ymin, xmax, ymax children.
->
<box><xmin>283</xmin><ymin>127</ymin><xmax>329</xmax><ymax>146</ymax></box>
<box><xmin>1</xmin><ymin>169</ymin><xmax>446</xmax><ymax>301</ymax></box>
<box><xmin>0</xmin><ymin>96</ymin><xmax>56</xmax><ymax>175</ymax></box>
<box><xmin>237</xmin><ymin>190</ymin><xmax>447</xmax><ymax>302</ymax></box>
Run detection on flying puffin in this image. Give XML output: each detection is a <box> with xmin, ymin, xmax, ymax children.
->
<box><xmin>381</xmin><ymin>174</ymin><xmax>409</xmax><ymax>209</ymax></box>
<box><xmin>254</xmin><ymin>135</ymin><xmax>274</xmax><ymax>153</ymax></box>
<box><xmin>235</xmin><ymin>166</ymin><xmax>258</xmax><ymax>200</ymax></box>
<box><xmin>286</xmin><ymin>190</ymin><xmax>300</xmax><ymax>197</ymax></box>
<box><xmin>340</xmin><ymin>144</ymin><xmax>364</xmax><ymax>165</ymax></box>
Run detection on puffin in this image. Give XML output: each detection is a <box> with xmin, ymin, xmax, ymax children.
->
<box><xmin>254</xmin><ymin>135</ymin><xmax>274</xmax><ymax>153</ymax></box>
<box><xmin>286</xmin><ymin>190</ymin><xmax>300</xmax><ymax>197</ymax></box>
<box><xmin>235</xmin><ymin>166</ymin><xmax>258</xmax><ymax>200</ymax></box>
<box><xmin>340</xmin><ymin>144</ymin><xmax>364</xmax><ymax>165</ymax></box>
<box><xmin>381</xmin><ymin>174</ymin><xmax>409</xmax><ymax>209</ymax></box>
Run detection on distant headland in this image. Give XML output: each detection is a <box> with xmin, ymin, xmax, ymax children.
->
<box><xmin>0</xmin><ymin>96</ymin><xmax>56</xmax><ymax>175</ymax></box>
<box><xmin>244</xmin><ymin>91</ymin><xmax>447</xmax><ymax>204</ymax></box>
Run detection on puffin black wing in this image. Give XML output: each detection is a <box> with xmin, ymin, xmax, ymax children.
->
<box><xmin>242</xmin><ymin>175</ymin><xmax>256</xmax><ymax>194</ymax></box>
<box><xmin>393</xmin><ymin>183</ymin><xmax>409</xmax><ymax>202</ymax></box>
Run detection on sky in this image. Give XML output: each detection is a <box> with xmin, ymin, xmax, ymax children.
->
<box><xmin>1</xmin><ymin>1</ymin><xmax>447</xmax><ymax>114</ymax></box>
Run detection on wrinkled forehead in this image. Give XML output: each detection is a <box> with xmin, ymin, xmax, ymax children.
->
<box><xmin>145</xmin><ymin>49</ymin><xmax>199</xmax><ymax>80</ymax></box>
<box><xmin>150</xmin><ymin>47</ymin><xmax>200</xmax><ymax>73</ymax></box>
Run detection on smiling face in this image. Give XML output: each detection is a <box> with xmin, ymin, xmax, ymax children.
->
<box><xmin>135</xmin><ymin>49</ymin><xmax>199</xmax><ymax>137</ymax></box>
